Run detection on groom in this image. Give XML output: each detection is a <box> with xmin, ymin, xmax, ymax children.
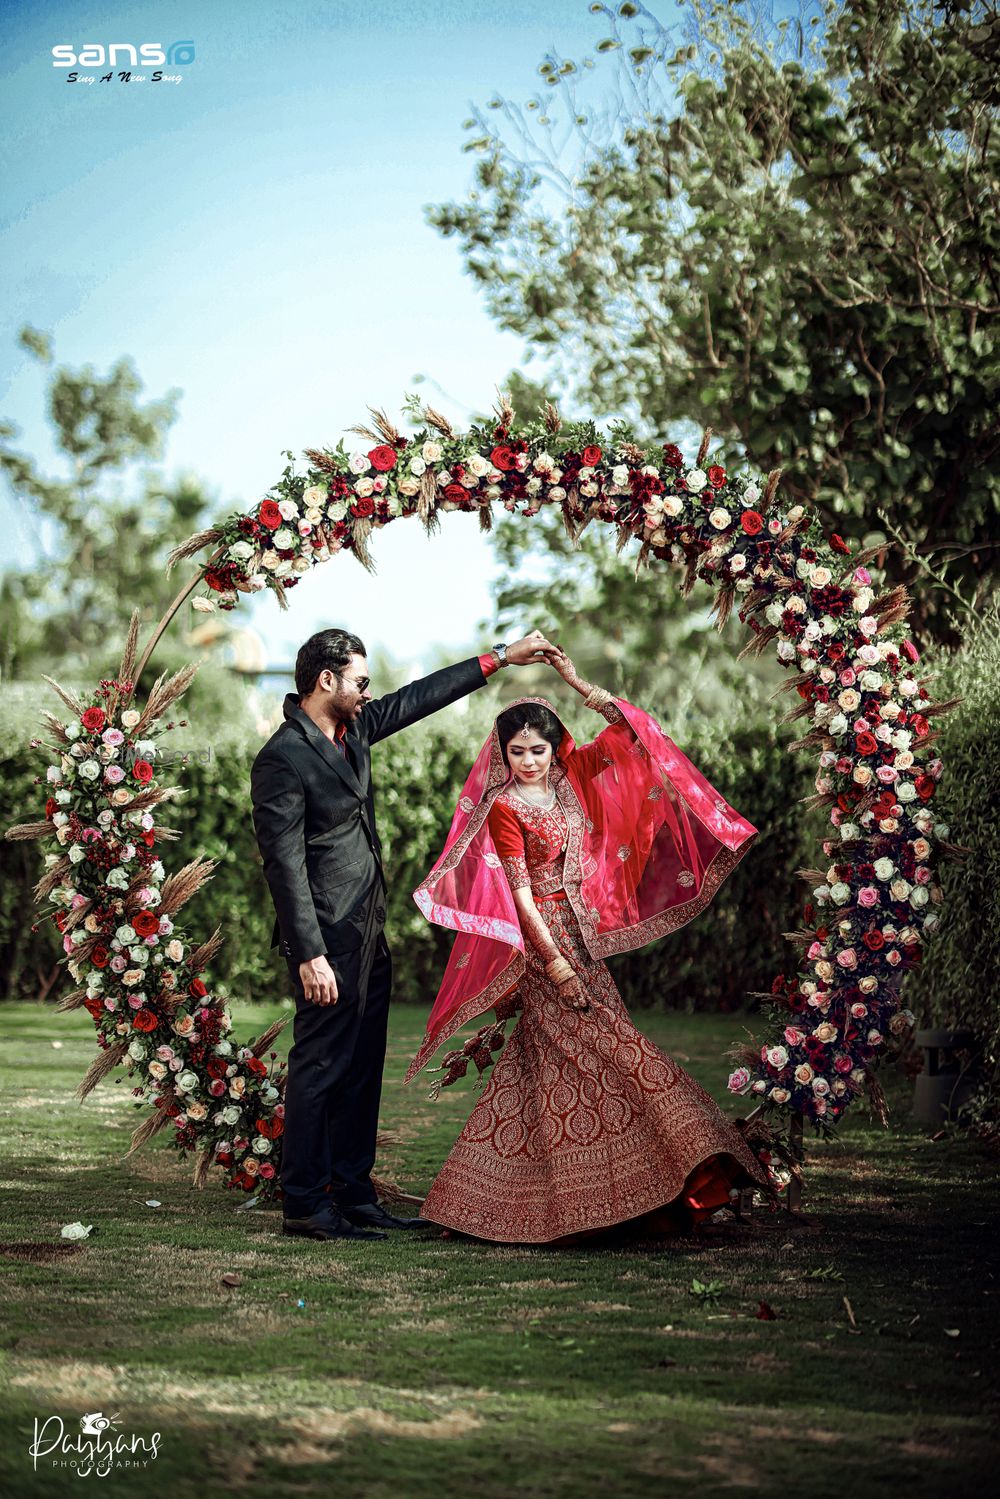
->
<box><xmin>250</xmin><ymin>625</ymin><xmax>557</xmax><ymax>1241</ymax></box>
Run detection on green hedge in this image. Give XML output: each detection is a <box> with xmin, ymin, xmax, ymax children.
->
<box><xmin>1</xmin><ymin>678</ymin><xmax>818</xmax><ymax>1013</ymax></box>
<box><xmin>906</xmin><ymin>606</ymin><xmax>1000</xmax><ymax>1121</ymax></box>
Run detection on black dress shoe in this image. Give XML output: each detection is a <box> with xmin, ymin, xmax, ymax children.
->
<box><xmin>341</xmin><ymin>1202</ymin><xmax>428</xmax><ymax>1231</ymax></box>
<box><xmin>282</xmin><ymin>1208</ymin><xmax>387</xmax><ymax>1242</ymax></box>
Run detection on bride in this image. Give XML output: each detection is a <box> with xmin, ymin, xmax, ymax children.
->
<box><xmin>405</xmin><ymin>651</ymin><xmax>769</xmax><ymax>1243</ymax></box>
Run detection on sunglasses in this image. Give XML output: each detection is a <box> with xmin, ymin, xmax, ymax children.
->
<box><xmin>344</xmin><ymin>676</ymin><xmax>370</xmax><ymax>693</ymax></box>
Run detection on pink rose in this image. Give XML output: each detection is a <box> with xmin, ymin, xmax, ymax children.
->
<box><xmin>839</xmin><ymin>668</ymin><xmax>857</xmax><ymax>687</ymax></box>
<box><xmin>784</xmin><ymin>1026</ymin><xmax>806</xmax><ymax>1046</ymax></box>
<box><xmin>876</xmin><ymin>765</ymin><xmax>898</xmax><ymax>784</ymax></box>
<box><xmin>834</xmin><ymin>1055</ymin><xmax>854</xmax><ymax>1073</ymax></box>
<box><xmin>835</xmin><ymin>757</ymin><xmax>853</xmax><ymax>775</ymax></box>
<box><xmin>857</xmin><ymin>886</ymin><xmax>879</xmax><ymax>908</ymax></box>
<box><xmin>886</xmin><ymin>949</ymin><xmax>902</xmax><ymax>967</ymax></box>
<box><xmin>855</xmin><ymin>566</ymin><xmax>872</xmax><ymax>585</ymax></box>
<box><xmin>914</xmin><ymin>866</ymin><xmax>931</xmax><ymax>885</ymax></box>
<box><xmin>850</xmin><ymin>1002</ymin><xmax>868</xmax><ymax>1018</ymax></box>
<box><xmin>836</xmin><ymin>948</ymin><xmax>858</xmax><ymax>969</ymax></box>
<box><xmin>727</xmin><ymin>1067</ymin><xmax>751</xmax><ymax>1093</ymax></box>
<box><xmin>807</xmin><ymin>941</ymin><xmax>824</xmax><ymax>960</ymax></box>
<box><xmin>209</xmin><ymin>1079</ymin><xmax>226</xmax><ymax>1097</ymax></box>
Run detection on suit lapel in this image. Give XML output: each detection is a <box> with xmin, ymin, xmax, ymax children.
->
<box><xmin>345</xmin><ymin>726</ymin><xmax>370</xmax><ymax>795</ymax></box>
<box><xmin>283</xmin><ymin>698</ymin><xmax>364</xmax><ymax>799</ymax></box>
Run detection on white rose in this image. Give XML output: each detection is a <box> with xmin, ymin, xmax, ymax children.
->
<box><xmin>829</xmin><ymin>882</ymin><xmax>850</xmax><ymax>905</ymax></box>
<box><xmin>227</xmin><ymin>541</ymin><xmax>254</xmax><ymax>562</ymax></box>
<box><xmin>686</xmin><ymin>469</ymin><xmax>708</xmax><ymax>493</ymax></box>
<box><xmin>422</xmin><ymin>440</ymin><xmax>442</xmax><ymax>463</ymax></box>
<box><xmin>612</xmin><ymin>464</ymin><xmax>629</xmax><ymax>486</ymax></box>
<box><xmin>469</xmin><ymin>454</ymin><xmax>491</xmax><ymax>477</ymax></box>
<box><xmin>708</xmin><ymin>507</ymin><xmax>731</xmax><ymax>530</ymax></box>
<box><xmin>873</xmin><ymin>857</ymin><xmax>895</xmax><ymax>881</ymax></box>
<box><xmin>896</xmin><ymin>780</ymin><xmax>917</xmax><ymax>802</ymax></box>
<box><xmin>354</xmin><ymin>477</ymin><xmax>374</xmax><ymax>498</ymax></box>
<box><xmin>176</xmin><ymin>1070</ymin><xmax>200</xmax><ymax>1095</ymax></box>
<box><xmin>408</xmin><ymin>456</ymin><xmax>426</xmax><ymax>476</ymax></box>
<box><xmin>128</xmin><ymin>1040</ymin><xmax>148</xmax><ymax>1061</ymax></box>
<box><xmin>64</xmin><ymin>721</ymin><xmax>82</xmax><ymax>740</ymax></box>
<box><xmin>277</xmin><ymin>498</ymin><xmax>299</xmax><ymax>520</ymax></box>
<box><xmin>742</xmin><ymin>482</ymin><xmax>761</xmax><ymax>504</ymax></box>
<box><xmin>221</xmin><ymin>1105</ymin><xmax>241</xmax><ymax>1125</ymax></box>
<box><xmin>252</xmin><ymin>1136</ymin><xmax>273</xmax><ymax>1155</ymax></box>
<box><xmin>810</xmin><ymin>567</ymin><xmax>832</xmax><ymax>588</ymax></box>
<box><xmin>397</xmin><ymin>477</ymin><xmax>420</xmax><ymax>497</ymax></box>
<box><xmin>121</xmin><ymin>710</ymin><xmax>141</xmax><ymax>729</ymax></box>
<box><xmin>303</xmin><ymin>485</ymin><xmax>326</xmax><ymax>508</ymax></box>
<box><xmin>326</xmin><ymin>499</ymin><xmax>348</xmax><ymax>521</ymax></box>
<box><xmin>271</xmin><ymin>528</ymin><xmax>295</xmax><ymax>550</ymax></box>
<box><xmin>910</xmin><ymin>886</ymin><xmax>930</xmax><ymax>907</ymax></box>
<box><xmin>78</xmin><ymin>760</ymin><xmax>100</xmax><ymax>781</ymax></box>
<box><xmin>348</xmin><ymin>452</ymin><xmax>370</xmax><ymax>474</ymax></box>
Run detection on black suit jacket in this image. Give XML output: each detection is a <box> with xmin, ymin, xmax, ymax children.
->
<box><xmin>250</xmin><ymin>656</ymin><xmax>488</xmax><ymax>966</ymax></box>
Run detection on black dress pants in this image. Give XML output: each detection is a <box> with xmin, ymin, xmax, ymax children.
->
<box><xmin>278</xmin><ymin>936</ymin><xmax>392</xmax><ymax>1219</ymax></box>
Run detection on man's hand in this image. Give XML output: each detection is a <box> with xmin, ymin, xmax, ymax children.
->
<box><xmin>505</xmin><ymin>630</ymin><xmax>562</xmax><ymax>667</ymax></box>
<box><xmin>299</xmin><ymin>954</ymin><xmax>339</xmax><ymax>1006</ymax></box>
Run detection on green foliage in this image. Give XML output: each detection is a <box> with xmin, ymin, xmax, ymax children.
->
<box><xmin>430</xmin><ymin>0</ymin><xmax>1000</xmax><ymax>639</ymax></box>
<box><xmin>906</xmin><ymin>604</ymin><xmax>1000</xmax><ymax>1120</ymax></box>
<box><xmin>0</xmin><ymin>328</ymin><xmax>218</xmax><ymax>681</ymax></box>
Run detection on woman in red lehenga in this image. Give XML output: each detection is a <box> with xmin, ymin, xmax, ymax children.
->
<box><xmin>405</xmin><ymin>653</ymin><xmax>769</xmax><ymax>1243</ymax></box>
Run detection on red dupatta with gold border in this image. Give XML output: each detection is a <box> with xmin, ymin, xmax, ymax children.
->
<box><xmin>404</xmin><ymin>695</ymin><xmax>757</xmax><ymax>1082</ymax></box>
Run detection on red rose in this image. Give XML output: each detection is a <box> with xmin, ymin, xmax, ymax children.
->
<box><xmin>862</xmin><ymin>930</ymin><xmax>885</xmax><ymax>951</ymax></box>
<box><xmin>901</xmin><ymin>639</ymin><xmax>920</xmax><ymax>664</ymax></box>
<box><xmin>143</xmin><ymin>830</ymin><xmax>156</xmax><ymax>848</ymax></box>
<box><xmin>830</xmin><ymin>533</ymin><xmax>851</xmax><ymax>555</ymax></box>
<box><xmin>828</xmin><ymin>643</ymin><xmax>845</xmax><ymax>661</ymax></box>
<box><xmin>132</xmin><ymin>1009</ymin><xmax>159</xmax><ymax>1033</ymax></box>
<box><xmin>132</xmin><ymin>760</ymin><xmax>154</xmax><ymax>784</ymax></box>
<box><xmin>132</xmin><ymin>910</ymin><xmax>159</xmax><ymax>938</ymax></box>
<box><xmin>81</xmin><ymin>706</ymin><xmax>106</xmax><ymax>732</ymax></box>
<box><xmin>662</xmin><ymin>444</ymin><xmax>683</xmax><ymax>470</ymax></box>
<box><xmin>915</xmin><ymin>774</ymin><xmax>936</xmax><ymax>801</ymax></box>
<box><xmin>45</xmin><ymin>797</ymin><xmax>57</xmax><ymax>819</ymax></box>
<box><xmin>910</xmin><ymin>713</ymin><xmax>930</xmax><ymax>738</ymax></box>
<box><xmin>203</xmin><ymin>568</ymin><xmax>228</xmax><ymax>593</ymax></box>
<box><xmin>368</xmin><ymin>444</ymin><xmax>398</xmax><ymax>472</ymax></box>
<box><xmin>91</xmin><ymin>945</ymin><xmax>109</xmax><ymax>968</ymax></box>
<box><xmin>188</xmin><ymin>978</ymin><xmax>208</xmax><ymax>999</ymax></box>
<box><xmin>855</xmin><ymin>732</ymin><xmax>878</xmax><ymax>756</ymax></box>
<box><xmin>582</xmin><ymin>445</ymin><xmax>603</xmax><ymax>467</ymax></box>
<box><xmin>708</xmin><ymin>465</ymin><xmax>727</xmax><ymax>488</ymax></box>
<box><xmin>247</xmin><ymin>1056</ymin><xmax>267</xmax><ymax>1077</ymax></box>
<box><xmin>258</xmin><ymin>498</ymin><xmax>282</xmax><ymax>531</ymax></box>
<box><xmin>741</xmin><ymin>510</ymin><xmax>763</xmax><ymax>535</ymax></box>
<box><xmin>350</xmin><ymin>495</ymin><xmax>376</xmax><ymax>518</ymax></box>
<box><xmin>207</xmin><ymin>1056</ymin><xmax>228</xmax><ymax>1080</ymax></box>
<box><xmin>490</xmin><ymin>445</ymin><xmax>515</xmax><ymax>472</ymax></box>
<box><xmin>442</xmin><ymin>483</ymin><xmax>469</xmax><ymax>505</ymax></box>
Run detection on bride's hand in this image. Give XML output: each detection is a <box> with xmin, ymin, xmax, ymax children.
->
<box><xmin>558</xmin><ymin>974</ymin><xmax>589</xmax><ymax>1012</ymax></box>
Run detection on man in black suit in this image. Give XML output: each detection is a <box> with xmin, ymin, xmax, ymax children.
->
<box><xmin>250</xmin><ymin>625</ymin><xmax>557</xmax><ymax>1241</ymax></box>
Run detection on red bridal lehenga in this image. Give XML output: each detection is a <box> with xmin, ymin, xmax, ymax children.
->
<box><xmin>406</xmin><ymin>693</ymin><xmax>770</xmax><ymax>1244</ymax></box>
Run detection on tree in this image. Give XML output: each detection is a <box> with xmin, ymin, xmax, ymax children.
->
<box><xmin>430</xmin><ymin>0</ymin><xmax>1000</xmax><ymax>639</ymax></box>
<box><xmin>0</xmin><ymin>328</ymin><xmax>215</xmax><ymax>681</ymax></box>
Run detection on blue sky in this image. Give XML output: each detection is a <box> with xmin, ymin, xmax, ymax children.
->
<box><xmin>1</xmin><ymin>0</ymin><xmax>675</xmax><ymax>674</ymax></box>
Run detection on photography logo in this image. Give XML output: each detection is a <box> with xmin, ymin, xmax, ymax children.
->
<box><xmin>51</xmin><ymin>41</ymin><xmax>196</xmax><ymax>67</ymax></box>
<box><xmin>29</xmin><ymin>1411</ymin><xmax>162</xmax><ymax>1476</ymax></box>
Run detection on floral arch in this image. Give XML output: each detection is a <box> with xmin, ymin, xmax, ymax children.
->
<box><xmin>6</xmin><ymin>394</ymin><xmax>956</xmax><ymax>1204</ymax></box>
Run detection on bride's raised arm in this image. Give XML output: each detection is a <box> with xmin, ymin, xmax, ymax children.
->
<box><xmin>547</xmin><ymin>650</ymin><xmax>626</xmax><ymax>726</ymax></box>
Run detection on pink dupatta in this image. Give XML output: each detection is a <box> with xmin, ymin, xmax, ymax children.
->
<box><xmin>405</xmin><ymin>695</ymin><xmax>757</xmax><ymax>1082</ymax></box>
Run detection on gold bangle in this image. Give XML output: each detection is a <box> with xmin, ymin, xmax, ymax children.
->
<box><xmin>583</xmin><ymin>685</ymin><xmax>613</xmax><ymax>712</ymax></box>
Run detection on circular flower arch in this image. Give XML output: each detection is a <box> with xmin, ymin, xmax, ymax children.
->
<box><xmin>6</xmin><ymin>394</ymin><xmax>957</xmax><ymax>1204</ymax></box>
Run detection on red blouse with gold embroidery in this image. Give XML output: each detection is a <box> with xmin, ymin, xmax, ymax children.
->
<box><xmin>487</xmin><ymin>791</ymin><xmax>570</xmax><ymax>899</ymax></box>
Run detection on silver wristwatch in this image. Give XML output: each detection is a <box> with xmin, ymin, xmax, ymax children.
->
<box><xmin>492</xmin><ymin>641</ymin><xmax>510</xmax><ymax>668</ymax></box>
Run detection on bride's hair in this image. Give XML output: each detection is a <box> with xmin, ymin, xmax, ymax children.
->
<box><xmin>496</xmin><ymin>703</ymin><xmax>563</xmax><ymax>764</ymax></box>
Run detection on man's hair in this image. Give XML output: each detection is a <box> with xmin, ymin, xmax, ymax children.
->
<box><xmin>295</xmin><ymin>628</ymin><xmax>367</xmax><ymax>697</ymax></box>
<box><xmin>496</xmin><ymin>703</ymin><xmax>564</xmax><ymax>763</ymax></box>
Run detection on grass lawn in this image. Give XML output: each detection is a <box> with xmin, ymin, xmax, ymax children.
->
<box><xmin>0</xmin><ymin>999</ymin><xmax>997</xmax><ymax>1498</ymax></box>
